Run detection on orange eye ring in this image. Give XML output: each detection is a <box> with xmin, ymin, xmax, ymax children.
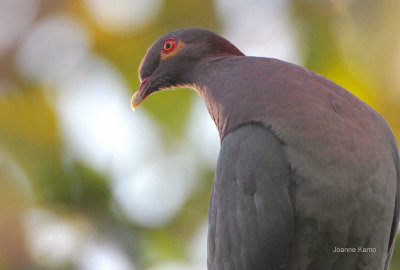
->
<box><xmin>162</xmin><ymin>38</ymin><xmax>177</xmax><ymax>54</ymax></box>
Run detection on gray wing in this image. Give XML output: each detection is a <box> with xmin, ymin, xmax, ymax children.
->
<box><xmin>385</xmin><ymin>139</ymin><xmax>400</xmax><ymax>270</ymax></box>
<box><xmin>207</xmin><ymin>123</ymin><xmax>295</xmax><ymax>270</ymax></box>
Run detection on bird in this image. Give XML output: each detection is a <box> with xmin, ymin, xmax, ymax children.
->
<box><xmin>131</xmin><ymin>27</ymin><xmax>400</xmax><ymax>270</ymax></box>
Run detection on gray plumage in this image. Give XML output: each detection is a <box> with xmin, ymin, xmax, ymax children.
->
<box><xmin>131</xmin><ymin>27</ymin><xmax>400</xmax><ymax>270</ymax></box>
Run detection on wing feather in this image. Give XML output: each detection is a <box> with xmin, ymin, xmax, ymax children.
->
<box><xmin>207</xmin><ymin>123</ymin><xmax>295</xmax><ymax>270</ymax></box>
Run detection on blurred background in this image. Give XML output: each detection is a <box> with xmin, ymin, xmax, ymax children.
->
<box><xmin>0</xmin><ymin>0</ymin><xmax>400</xmax><ymax>269</ymax></box>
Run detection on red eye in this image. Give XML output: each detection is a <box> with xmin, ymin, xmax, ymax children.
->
<box><xmin>162</xmin><ymin>38</ymin><xmax>177</xmax><ymax>54</ymax></box>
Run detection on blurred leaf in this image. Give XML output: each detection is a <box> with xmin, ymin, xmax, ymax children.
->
<box><xmin>142</xmin><ymin>88</ymin><xmax>195</xmax><ymax>140</ymax></box>
<box><xmin>60</xmin><ymin>161</ymin><xmax>111</xmax><ymax>211</ymax></box>
<box><xmin>390</xmin><ymin>235</ymin><xmax>400</xmax><ymax>270</ymax></box>
<box><xmin>0</xmin><ymin>88</ymin><xmax>61</xmax><ymax>189</ymax></box>
<box><xmin>0</xmin><ymin>89</ymin><xmax>110</xmax><ymax>210</ymax></box>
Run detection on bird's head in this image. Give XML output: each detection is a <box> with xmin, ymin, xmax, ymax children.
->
<box><xmin>131</xmin><ymin>27</ymin><xmax>244</xmax><ymax>110</ymax></box>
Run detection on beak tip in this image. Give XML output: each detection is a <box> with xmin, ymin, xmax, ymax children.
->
<box><xmin>130</xmin><ymin>94</ymin><xmax>141</xmax><ymax>112</ymax></box>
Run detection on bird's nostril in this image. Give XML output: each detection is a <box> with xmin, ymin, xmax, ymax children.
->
<box><xmin>138</xmin><ymin>77</ymin><xmax>149</xmax><ymax>92</ymax></box>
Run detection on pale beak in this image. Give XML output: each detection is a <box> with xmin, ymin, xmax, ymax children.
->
<box><xmin>131</xmin><ymin>78</ymin><xmax>149</xmax><ymax>111</ymax></box>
